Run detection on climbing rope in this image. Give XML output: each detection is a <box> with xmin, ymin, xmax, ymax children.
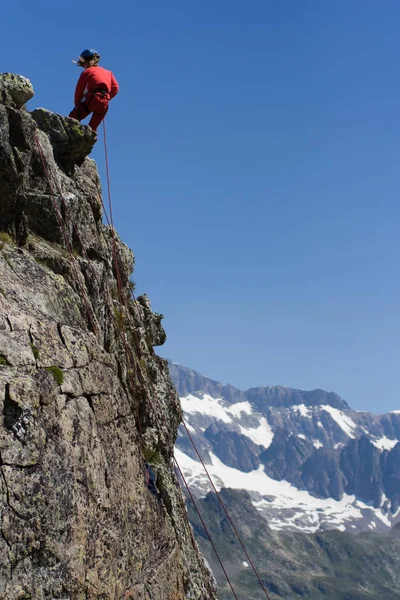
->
<box><xmin>174</xmin><ymin>457</ymin><xmax>237</xmax><ymax>599</ymax></box>
<box><xmin>100</xmin><ymin>121</ymin><xmax>249</xmax><ymax>597</ymax></box>
<box><xmin>172</xmin><ymin>463</ymin><xmax>222</xmax><ymax>600</ymax></box>
<box><xmin>100</xmin><ymin>122</ymin><xmax>277</xmax><ymax>599</ymax></box>
<box><xmin>34</xmin><ymin>122</ymin><xmax>241</xmax><ymax>597</ymax></box>
<box><xmin>102</xmin><ymin>119</ymin><xmax>115</xmax><ymax>231</ymax></box>
<box><xmin>181</xmin><ymin>419</ymin><xmax>273</xmax><ymax>599</ymax></box>
<box><xmin>100</xmin><ymin>120</ymin><xmax>156</xmax><ymax>404</ymax></box>
<box><xmin>101</xmin><ymin>120</ymin><xmax>124</xmax><ymax>307</ymax></box>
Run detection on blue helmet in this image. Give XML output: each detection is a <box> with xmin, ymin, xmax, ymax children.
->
<box><xmin>73</xmin><ymin>48</ymin><xmax>99</xmax><ymax>65</ymax></box>
<box><xmin>80</xmin><ymin>48</ymin><xmax>98</xmax><ymax>58</ymax></box>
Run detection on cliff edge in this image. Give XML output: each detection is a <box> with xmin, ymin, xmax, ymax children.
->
<box><xmin>0</xmin><ymin>73</ymin><xmax>216</xmax><ymax>600</ymax></box>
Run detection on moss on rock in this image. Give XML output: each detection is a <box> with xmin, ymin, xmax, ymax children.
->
<box><xmin>44</xmin><ymin>365</ymin><xmax>64</xmax><ymax>385</ymax></box>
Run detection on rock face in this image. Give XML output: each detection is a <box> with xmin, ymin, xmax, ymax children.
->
<box><xmin>260</xmin><ymin>428</ymin><xmax>314</xmax><ymax>482</ymax></box>
<box><xmin>136</xmin><ymin>294</ymin><xmax>167</xmax><ymax>347</ymax></box>
<box><xmin>0</xmin><ymin>76</ymin><xmax>216</xmax><ymax>599</ymax></box>
<box><xmin>0</xmin><ymin>73</ymin><xmax>34</xmax><ymax>109</ymax></box>
<box><xmin>31</xmin><ymin>108</ymin><xmax>97</xmax><ymax>171</ymax></box>
<box><xmin>340</xmin><ymin>435</ymin><xmax>384</xmax><ymax>505</ymax></box>
<box><xmin>204</xmin><ymin>423</ymin><xmax>261</xmax><ymax>472</ymax></box>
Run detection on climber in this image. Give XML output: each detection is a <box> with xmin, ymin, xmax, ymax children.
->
<box><xmin>68</xmin><ymin>49</ymin><xmax>119</xmax><ymax>133</ymax></box>
<box><xmin>145</xmin><ymin>462</ymin><xmax>160</xmax><ymax>497</ymax></box>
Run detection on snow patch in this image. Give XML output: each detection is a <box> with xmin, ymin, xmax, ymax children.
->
<box><xmin>297</xmin><ymin>434</ymin><xmax>306</xmax><ymax>440</ymax></box>
<box><xmin>321</xmin><ymin>405</ymin><xmax>356</xmax><ymax>438</ymax></box>
<box><xmin>227</xmin><ymin>401</ymin><xmax>253</xmax><ymax>417</ymax></box>
<box><xmin>180</xmin><ymin>394</ymin><xmax>232</xmax><ymax>424</ymax></box>
<box><xmin>372</xmin><ymin>436</ymin><xmax>399</xmax><ymax>451</ymax></box>
<box><xmin>313</xmin><ymin>440</ymin><xmax>323</xmax><ymax>449</ymax></box>
<box><xmin>239</xmin><ymin>417</ymin><xmax>273</xmax><ymax>448</ymax></box>
<box><xmin>292</xmin><ymin>404</ymin><xmax>312</xmax><ymax>418</ymax></box>
<box><xmin>175</xmin><ymin>449</ymin><xmax>373</xmax><ymax>531</ymax></box>
<box><xmin>242</xmin><ymin>561</ymin><xmax>249</xmax><ymax>568</ymax></box>
<box><xmin>393</xmin><ymin>506</ymin><xmax>400</xmax><ymax>519</ymax></box>
<box><xmin>356</xmin><ymin>499</ymin><xmax>392</xmax><ymax>528</ymax></box>
<box><xmin>174</xmin><ymin>447</ymin><xmax>399</xmax><ymax>534</ymax></box>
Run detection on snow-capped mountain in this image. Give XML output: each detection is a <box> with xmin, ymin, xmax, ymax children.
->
<box><xmin>169</xmin><ymin>361</ymin><xmax>400</xmax><ymax>534</ymax></box>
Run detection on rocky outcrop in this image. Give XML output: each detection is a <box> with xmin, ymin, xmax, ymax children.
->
<box><xmin>383</xmin><ymin>443</ymin><xmax>400</xmax><ymax>504</ymax></box>
<box><xmin>0</xmin><ymin>76</ymin><xmax>216</xmax><ymax>599</ymax></box>
<box><xmin>136</xmin><ymin>294</ymin><xmax>166</xmax><ymax>347</ymax></box>
<box><xmin>301</xmin><ymin>448</ymin><xmax>344</xmax><ymax>500</ymax></box>
<box><xmin>204</xmin><ymin>424</ymin><xmax>261</xmax><ymax>472</ymax></box>
<box><xmin>340</xmin><ymin>435</ymin><xmax>384</xmax><ymax>506</ymax></box>
<box><xmin>0</xmin><ymin>73</ymin><xmax>34</xmax><ymax>109</ymax></box>
<box><xmin>260</xmin><ymin>429</ymin><xmax>314</xmax><ymax>482</ymax></box>
<box><xmin>381</xmin><ymin>413</ymin><xmax>400</xmax><ymax>439</ymax></box>
<box><xmin>31</xmin><ymin>108</ymin><xmax>97</xmax><ymax>172</ymax></box>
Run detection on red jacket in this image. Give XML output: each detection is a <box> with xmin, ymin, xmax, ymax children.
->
<box><xmin>74</xmin><ymin>66</ymin><xmax>119</xmax><ymax>106</ymax></box>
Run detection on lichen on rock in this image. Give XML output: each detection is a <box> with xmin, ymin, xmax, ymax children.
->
<box><xmin>137</xmin><ymin>293</ymin><xmax>167</xmax><ymax>347</ymax></box>
<box><xmin>0</xmin><ymin>73</ymin><xmax>34</xmax><ymax>109</ymax></box>
<box><xmin>0</xmin><ymin>74</ymin><xmax>216</xmax><ymax>599</ymax></box>
<box><xmin>31</xmin><ymin>108</ymin><xmax>97</xmax><ymax>171</ymax></box>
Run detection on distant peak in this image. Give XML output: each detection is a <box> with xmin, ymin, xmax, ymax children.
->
<box><xmin>168</xmin><ymin>360</ymin><xmax>350</xmax><ymax>411</ymax></box>
<box><xmin>245</xmin><ymin>385</ymin><xmax>349</xmax><ymax>411</ymax></box>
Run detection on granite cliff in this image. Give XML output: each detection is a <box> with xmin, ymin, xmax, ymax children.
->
<box><xmin>0</xmin><ymin>73</ymin><xmax>217</xmax><ymax>600</ymax></box>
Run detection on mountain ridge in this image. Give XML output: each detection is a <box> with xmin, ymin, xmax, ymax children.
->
<box><xmin>170</xmin><ymin>360</ymin><xmax>400</xmax><ymax>598</ymax></box>
<box><xmin>170</xmin><ymin>360</ymin><xmax>400</xmax><ymax>534</ymax></box>
<box><xmin>169</xmin><ymin>361</ymin><xmax>349</xmax><ymax>410</ymax></box>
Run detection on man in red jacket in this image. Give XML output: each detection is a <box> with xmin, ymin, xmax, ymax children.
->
<box><xmin>69</xmin><ymin>49</ymin><xmax>119</xmax><ymax>133</ymax></box>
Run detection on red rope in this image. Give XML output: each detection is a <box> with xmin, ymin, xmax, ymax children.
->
<box><xmin>102</xmin><ymin>119</ymin><xmax>115</xmax><ymax>230</ymax></box>
<box><xmin>100</xmin><ymin>126</ymin><xmax>224</xmax><ymax>599</ymax></box>
<box><xmin>172</xmin><ymin>465</ymin><xmax>221</xmax><ymax>600</ymax></box>
<box><xmin>174</xmin><ymin>456</ymin><xmax>237</xmax><ymax>600</ymax></box>
<box><xmin>99</xmin><ymin>122</ymin><xmax>269</xmax><ymax>599</ymax></box>
<box><xmin>182</xmin><ymin>419</ymin><xmax>273</xmax><ymax>600</ymax></box>
<box><xmin>100</xmin><ymin>121</ymin><xmax>159</xmax><ymax>429</ymax></box>
<box><xmin>101</xmin><ymin>122</ymin><xmax>134</xmax><ymax>337</ymax></box>
<box><xmin>94</xmin><ymin>169</ymin><xmax>155</xmax><ymax>358</ymax></box>
<box><xmin>101</xmin><ymin>121</ymin><xmax>125</xmax><ymax>308</ymax></box>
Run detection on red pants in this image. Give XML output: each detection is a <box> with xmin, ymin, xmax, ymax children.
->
<box><xmin>69</xmin><ymin>92</ymin><xmax>109</xmax><ymax>132</ymax></box>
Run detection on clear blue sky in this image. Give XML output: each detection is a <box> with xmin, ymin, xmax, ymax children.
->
<box><xmin>2</xmin><ymin>1</ymin><xmax>400</xmax><ymax>412</ymax></box>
